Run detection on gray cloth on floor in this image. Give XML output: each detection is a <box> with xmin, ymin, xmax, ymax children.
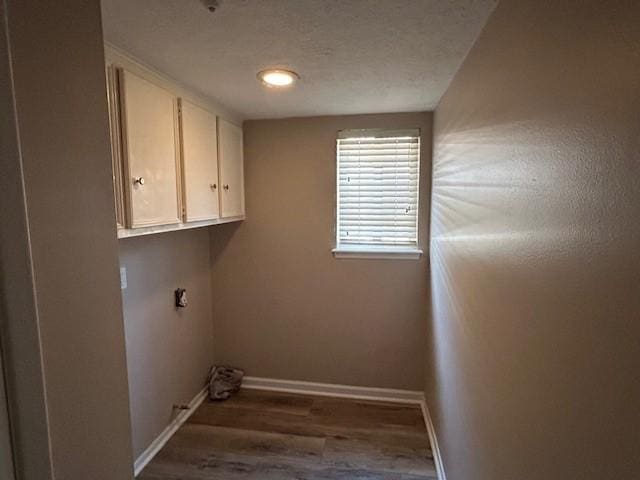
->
<box><xmin>208</xmin><ymin>365</ymin><xmax>244</xmax><ymax>401</ymax></box>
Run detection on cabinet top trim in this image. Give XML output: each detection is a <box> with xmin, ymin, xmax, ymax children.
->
<box><xmin>104</xmin><ymin>43</ymin><xmax>243</xmax><ymax>126</ymax></box>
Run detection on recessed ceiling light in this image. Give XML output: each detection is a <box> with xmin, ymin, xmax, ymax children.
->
<box><xmin>257</xmin><ymin>69</ymin><xmax>300</xmax><ymax>88</ymax></box>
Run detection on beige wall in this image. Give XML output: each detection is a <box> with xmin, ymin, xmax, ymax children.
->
<box><xmin>0</xmin><ymin>2</ymin><xmax>52</xmax><ymax>478</ymax></box>
<box><xmin>429</xmin><ymin>1</ymin><xmax>640</xmax><ymax>479</ymax></box>
<box><xmin>1</xmin><ymin>0</ymin><xmax>134</xmax><ymax>478</ymax></box>
<box><xmin>210</xmin><ymin>113</ymin><xmax>431</xmax><ymax>390</ymax></box>
<box><xmin>119</xmin><ymin>229</ymin><xmax>213</xmax><ymax>458</ymax></box>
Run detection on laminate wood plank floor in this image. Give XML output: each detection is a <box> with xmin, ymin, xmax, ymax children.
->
<box><xmin>138</xmin><ymin>389</ymin><xmax>437</xmax><ymax>479</ymax></box>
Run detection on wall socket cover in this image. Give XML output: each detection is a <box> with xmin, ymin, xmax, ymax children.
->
<box><xmin>120</xmin><ymin>267</ymin><xmax>127</xmax><ymax>290</ymax></box>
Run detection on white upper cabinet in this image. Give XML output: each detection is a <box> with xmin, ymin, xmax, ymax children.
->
<box><xmin>106</xmin><ymin>47</ymin><xmax>245</xmax><ymax>238</ymax></box>
<box><xmin>118</xmin><ymin>68</ymin><xmax>180</xmax><ymax>228</ymax></box>
<box><xmin>218</xmin><ymin>119</ymin><xmax>245</xmax><ymax>218</ymax></box>
<box><xmin>179</xmin><ymin>99</ymin><xmax>219</xmax><ymax>222</ymax></box>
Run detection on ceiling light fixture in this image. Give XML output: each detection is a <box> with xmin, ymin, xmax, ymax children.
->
<box><xmin>257</xmin><ymin>69</ymin><xmax>300</xmax><ymax>88</ymax></box>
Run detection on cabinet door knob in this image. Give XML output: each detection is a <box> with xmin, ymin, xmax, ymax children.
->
<box><xmin>210</xmin><ymin>183</ymin><xmax>217</xmax><ymax>190</ymax></box>
<box><xmin>134</xmin><ymin>177</ymin><xmax>145</xmax><ymax>186</ymax></box>
<box><xmin>223</xmin><ymin>184</ymin><xmax>229</xmax><ymax>191</ymax></box>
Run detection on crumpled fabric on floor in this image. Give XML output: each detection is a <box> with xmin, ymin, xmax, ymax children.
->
<box><xmin>208</xmin><ymin>365</ymin><xmax>244</xmax><ymax>400</ymax></box>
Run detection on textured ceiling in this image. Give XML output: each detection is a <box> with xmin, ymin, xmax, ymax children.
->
<box><xmin>101</xmin><ymin>0</ymin><xmax>497</xmax><ymax>119</ymax></box>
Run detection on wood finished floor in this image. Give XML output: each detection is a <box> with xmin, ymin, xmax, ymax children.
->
<box><xmin>139</xmin><ymin>389</ymin><xmax>437</xmax><ymax>480</ymax></box>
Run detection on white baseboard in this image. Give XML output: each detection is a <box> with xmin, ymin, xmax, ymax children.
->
<box><xmin>242</xmin><ymin>376</ymin><xmax>424</xmax><ymax>404</ymax></box>
<box><xmin>420</xmin><ymin>400</ymin><xmax>447</xmax><ymax>480</ymax></box>
<box><xmin>242</xmin><ymin>376</ymin><xmax>446</xmax><ymax>480</ymax></box>
<box><xmin>133</xmin><ymin>386</ymin><xmax>208</xmax><ymax>477</ymax></box>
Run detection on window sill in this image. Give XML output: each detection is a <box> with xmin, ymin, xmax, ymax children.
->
<box><xmin>332</xmin><ymin>246</ymin><xmax>423</xmax><ymax>260</ymax></box>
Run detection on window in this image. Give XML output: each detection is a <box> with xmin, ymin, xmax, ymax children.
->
<box><xmin>334</xmin><ymin>129</ymin><xmax>422</xmax><ymax>259</ymax></box>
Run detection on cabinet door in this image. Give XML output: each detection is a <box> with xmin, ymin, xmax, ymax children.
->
<box><xmin>217</xmin><ymin>119</ymin><xmax>245</xmax><ymax>218</ymax></box>
<box><xmin>180</xmin><ymin>100</ymin><xmax>219</xmax><ymax>222</ymax></box>
<box><xmin>119</xmin><ymin>68</ymin><xmax>180</xmax><ymax>228</ymax></box>
<box><xmin>105</xmin><ymin>65</ymin><xmax>125</xmax><ymax>229</ymax></box>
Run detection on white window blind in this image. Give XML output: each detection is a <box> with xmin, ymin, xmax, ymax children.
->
<box><xmin>336</xmin><ymin>129</ymin><xmax>420</xmax><ymax>249</ymax></box>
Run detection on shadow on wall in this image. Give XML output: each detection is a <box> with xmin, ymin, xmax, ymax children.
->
<box><xmin>209</xmin><ymin>221</ymin><xmax>242</xmax><ymax>264</ymax></box>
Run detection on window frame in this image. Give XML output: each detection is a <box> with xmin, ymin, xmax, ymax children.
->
<box><xmin>332</xmin><ymin>128</ymin><xmax>423</xmax><ymax>260</ymax></box>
